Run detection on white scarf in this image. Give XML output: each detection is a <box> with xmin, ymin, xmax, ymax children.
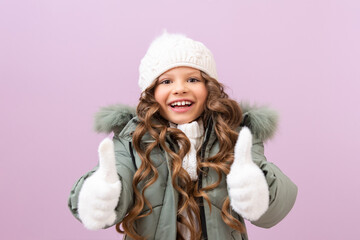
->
<box><xmin>170</xmin><ymin>120</ymin><xmax>204</xmax><ymax>181</ymax></box>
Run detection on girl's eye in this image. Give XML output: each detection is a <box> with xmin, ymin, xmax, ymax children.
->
<box><xmin>188</xmin><ymin>78</ymin><xmax>200</xmax><ymax>83</ymax></box>
<box><xmin>160</xmin><ymin>79</ymin><xmax>171</xmax><ymax>84</ymax></box>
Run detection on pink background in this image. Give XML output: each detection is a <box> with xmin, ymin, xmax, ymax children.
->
<box><xmin>1</xmin><ymin>0</ymin><xmax>359</xmax><ymax>239</ymax></box>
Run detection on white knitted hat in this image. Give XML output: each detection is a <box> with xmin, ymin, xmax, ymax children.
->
<box><xmin>138</xmin><ymin>32</ymin><xmax>218</xmax><ymax>91</ymax></box>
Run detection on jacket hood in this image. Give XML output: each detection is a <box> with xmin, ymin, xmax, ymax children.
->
<box><xmin>239</xmin><ymin>102</ymin><xmax>279</xmax><ymax>141</ymax></box>
<box><xmin>94</xmin><ymin>104</ymin><xmax>137</xmax><ymax>135</ymax></box>
<box><xmin>94</xmin><ymin>102</ymin><xmax>278</xmax><ymax>142</ymax></box>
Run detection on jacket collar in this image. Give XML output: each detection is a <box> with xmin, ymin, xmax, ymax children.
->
<box><xmin>93</xmin><ymin>102</ymin><xmax>279</xmax><ymax>142</ymax></box>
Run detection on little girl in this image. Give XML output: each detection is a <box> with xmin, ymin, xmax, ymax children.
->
<box><xmin>68</xmin><ymin>32</ymin><xmax>298</xmax><ymax>240</ymax></box>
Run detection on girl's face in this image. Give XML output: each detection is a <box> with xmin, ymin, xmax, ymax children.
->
<box><xmin>154</xmin><ymin>67</ymin><xmax>208</xmax><ymax>124</ymax></box>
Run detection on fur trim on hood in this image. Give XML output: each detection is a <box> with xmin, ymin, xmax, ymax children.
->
<box><xmin>94</xmin><ymin>103</ymin><xmax>278</xmax><ymax>142</ymax></box>
<box><xmin>94</xmin><ymin>104</ymin><xmax>137</xmax><ymax>135</ymax></box>
<box><xmin>240</xmin><ymin>102</ymin><xmax>278</xmax><ymax>141</ymax></box>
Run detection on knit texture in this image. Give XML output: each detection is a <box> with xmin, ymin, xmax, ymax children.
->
<box><xmin>176</xmin><ymin>120</ymin><xmax>204</xmax><ymax>181</ymax></box>
<box><xmin>139</xmin><ymin>31</ymin><xmax>218</xmax><ymax>91</ymax></box>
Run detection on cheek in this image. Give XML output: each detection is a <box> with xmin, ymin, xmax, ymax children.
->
<box><xmin>154</xmin><ymin>88</ymin><xmax>168</xmax><ymax>109</ymax></box>
<box><xmin>197</xmin><ymin>87</ymin><xmax>208</xmax><ymax>106</ymax></box>
<box><xmin>154</xmin><ymin>88</ymin><xmax>163</xmax><ymax>104</ymax></box>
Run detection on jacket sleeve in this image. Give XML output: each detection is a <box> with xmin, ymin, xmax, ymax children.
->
<box><xmin>250</xmin><ymin>139</ymin><xmax>298</xmax><ymax>228</ymax></box>
<box><xmin>68</xmin><ymin>136</ymin><xmax>136</xmax><ymax>228</ymax></box>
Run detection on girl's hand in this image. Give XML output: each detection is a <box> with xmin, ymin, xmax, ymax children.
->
<box><xmin>78</xmin><ymin>138</ymin><xmax>121</xmax><ymax>230</ymax></box>
<box><xmin>97</xmin><ymin>138</ymin><xmax>119</xmax><ymax>183</ymax></box>
<box><xmin>227</xmin><ymin>127</ymin><xmax>269</xmax><ymax>221</ymax></box>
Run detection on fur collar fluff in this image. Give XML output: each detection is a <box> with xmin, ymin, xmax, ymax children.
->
<box><xmin>94</xmin><ymin>102</ymin><xmax>278</xmax><ymax>142</ymax></box>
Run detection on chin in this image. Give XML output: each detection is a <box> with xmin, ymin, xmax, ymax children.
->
<box><xmin>171</xmin><ymin>120</ymin><xmax>189</xmax><ymax>125</ymax></box>
<box><xmin>170</xmin><ymin>116</ymin><xmax>197</xmax><ymax>125</ymax></box>
<box><xmin>177</xmin><ymin>121</ymin><xmax>191</xmax><ymax>124</ymax></box>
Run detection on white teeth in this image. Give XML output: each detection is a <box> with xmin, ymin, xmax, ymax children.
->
<box><xmin>170</xmin><ymin>101</ymin><xmax>193</xmax><ymax>107</ymax></box>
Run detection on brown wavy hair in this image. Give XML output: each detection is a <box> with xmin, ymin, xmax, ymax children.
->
<box><xmin>116</xmin><ymin>72</ymin><xmax>244</xmax><ymax>239</ymax></box>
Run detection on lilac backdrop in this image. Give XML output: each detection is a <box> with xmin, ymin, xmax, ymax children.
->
<box><xmin>1</xmin><ymin>0</ymin><xmax>359</xmax><ymax>239</ymax></box>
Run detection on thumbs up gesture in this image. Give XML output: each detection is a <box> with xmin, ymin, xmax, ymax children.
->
<box><xmin>227</xmin><ymin>127</ymin><xmax>269</xmax><ymax>221</ymax></box>
<box><xmin>78</xmin><ymin>138</ymin><xmax>121</xmax><ymax>230</ymax></box>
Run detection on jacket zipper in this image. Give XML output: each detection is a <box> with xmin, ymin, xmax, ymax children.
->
<box><xmin>198</xmin><ymin>118</ymin><xmax>213</xmax><ymax>240</ymax></box>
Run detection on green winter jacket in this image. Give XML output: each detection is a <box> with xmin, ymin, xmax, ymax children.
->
<box><xmin>68</xmin><ymin>104</ymin><xmax>298</xmax><ymax>240</ymax></box>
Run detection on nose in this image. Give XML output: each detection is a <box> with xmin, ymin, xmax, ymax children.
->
<box><xmin>172</xmin><ymin>80</ymin><xmax>188</xmax><ymax>94</ymax></box>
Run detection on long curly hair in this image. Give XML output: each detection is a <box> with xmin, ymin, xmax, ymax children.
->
<box><xmin>116</xmin><ymin>72</ymin><xmax>244</xmax><ymax>240</ymax></box>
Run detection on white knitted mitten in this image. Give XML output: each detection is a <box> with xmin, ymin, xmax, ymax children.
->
<box><xmin>227</xmin><ymin>127</ymin><xmax>269</xmax><ymax>221</ymax></box>
<box><xmin>78</xmin><ymin>138</ymin><xmax>121</xmax><ymax>230</ymax></box>
<box><xmin>177</xmin><ymin>121</ymin><xmax>203</xmax><ymax>181</ymax></box>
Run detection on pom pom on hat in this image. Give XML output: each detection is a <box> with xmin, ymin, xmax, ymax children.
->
<box><xmin>138</xmin><ymin>31</ymin><xmax>218</xmax><ymax>91</ymax></box>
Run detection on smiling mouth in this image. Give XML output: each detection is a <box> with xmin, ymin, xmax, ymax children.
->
<box><xmin>169</xmin><ymin>101</ymin><xmax>193</xmax><ymax>108</ymax></box>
